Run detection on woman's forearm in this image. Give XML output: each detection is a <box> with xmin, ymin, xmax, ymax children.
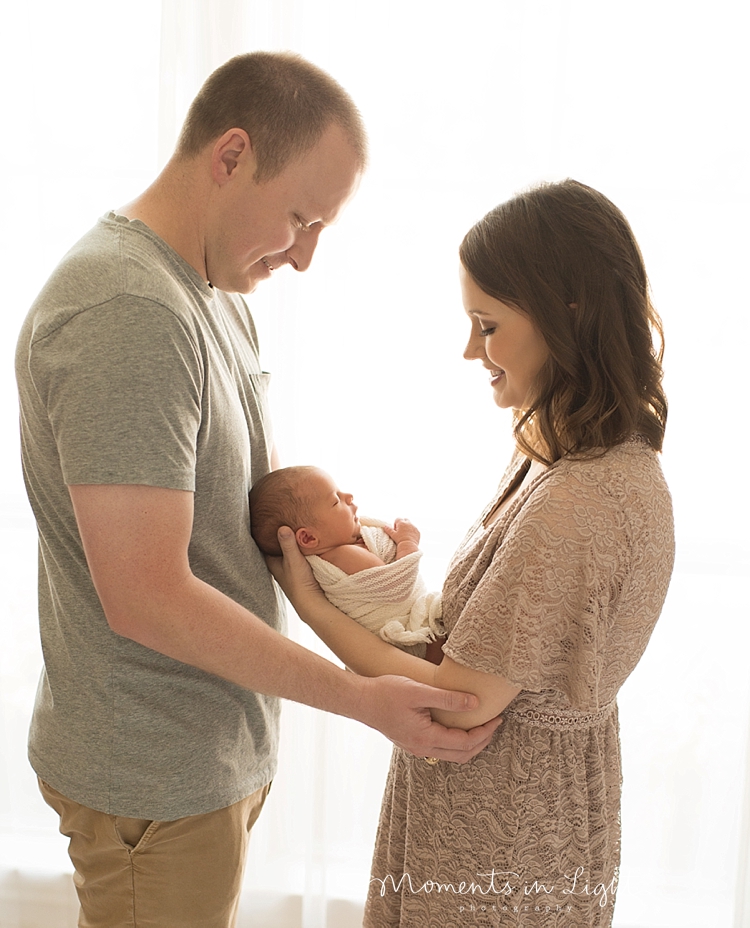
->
<box><xmin>292</xmin><ymin>590</ymin><xmax>439</xmax><ymax>686</ymax></box>
<box><xmin>293</xmin><ymin>592</ymin><xmax>517</xmax><ymax>730</ymax></box>
<box><xmin>268</xmin><ymin>529</ymin><xmax>515</xmax><ymax>729</ymax></box>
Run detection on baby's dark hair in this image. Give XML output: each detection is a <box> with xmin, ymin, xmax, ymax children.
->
<box><xmin>250</xmin><ymin>466</ymin><xmax>322</xmax><ymax>556</ymax></box>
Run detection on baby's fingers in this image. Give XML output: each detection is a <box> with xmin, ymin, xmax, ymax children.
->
<box><xmin>386</xmin><ymin>518</ymin><xmax>421</xmax><ymax>544</ymax></box>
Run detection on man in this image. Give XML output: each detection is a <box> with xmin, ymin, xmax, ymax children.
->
<box><xmin>15</xmin><ymin>52</ymin><xmax>499</xmax><ymax>927</ymax></box>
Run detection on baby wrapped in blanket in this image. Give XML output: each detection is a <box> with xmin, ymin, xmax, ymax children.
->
<box><xmin>249</xmin><ymin>466</ymin><xmax>444</xmax><ymax>656</ymax></box>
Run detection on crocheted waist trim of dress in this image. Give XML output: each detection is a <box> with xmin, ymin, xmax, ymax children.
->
<box><xmin>503</xmin><ymin>699</ymin><xmax>616</xmax><ymax>730</ymax></box>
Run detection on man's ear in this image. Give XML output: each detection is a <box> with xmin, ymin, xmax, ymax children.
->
<box><xmin>211</xmin><ymin>128</ymin><xmax>255</xmax><ymax>186</ymax></box>
<box><xmin>295</xmin><ymin>527</ymin><xmax>320</xmax><ymax>552</ymax></box>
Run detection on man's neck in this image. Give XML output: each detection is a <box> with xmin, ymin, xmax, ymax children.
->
<box><xmin>117</xmin><ymin>157</ymin><xmax>209</xmax><ymax>281</ymax></box>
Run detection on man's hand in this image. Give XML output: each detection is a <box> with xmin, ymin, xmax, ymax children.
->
<box><xmin>355</xmin><ymin>674</ymin><xmax>502</xmax><ymax>763</ymax></box>
<box><xmin>268</xmin><ymin>527</ymin><xmax>504</xmax><ymax>759</ymax></box>
<box><xmin>66</xmin><ymin>487</ymin><xmax>501</xmax><ymax>753</ymax></box>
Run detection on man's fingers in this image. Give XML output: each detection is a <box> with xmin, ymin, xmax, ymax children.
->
<box><xmin>420</xmin><ymin>685</ymin><xmax>479</xmax><ymax>713</ymax></box>
<box><xmin>394</xmin><ymin>715</ymin><xmax>503</xmax><ymax>763</ymax></box>
<box><xmin>434</xmin><ymin>715</ymin><xmax>503</xmax><ymax>752</ymax></box>
<box><xmin>360</xmin><ymin>678</ymin><xmax>503</xmax><ymax>765</ymax></box>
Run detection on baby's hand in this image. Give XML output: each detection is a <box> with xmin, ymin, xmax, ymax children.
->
<box><xmin>384</xmin><ymin>518</ymin><xmax>421</xmax><ymax>554</ymax></box>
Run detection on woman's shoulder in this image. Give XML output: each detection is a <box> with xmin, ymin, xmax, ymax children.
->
<box><xmin>525</xmin><ymin>436</ymin><xmax>673</xmax><ymax>548</ymax></box>
<box><xmin>546</xmin><ymin>435</ymin><xmax>669</xmax><ymax>500</ymax></box>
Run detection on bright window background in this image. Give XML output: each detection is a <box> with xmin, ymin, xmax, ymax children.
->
<box><xmin>1</xmin><ymin>2</ymin><xmax>748</xmax><ymax>927</ymax></box>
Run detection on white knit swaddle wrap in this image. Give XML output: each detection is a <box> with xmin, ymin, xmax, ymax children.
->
<box><xmin>307</xmin><ymin>517</ymin><xmax>444</xmax><ymax>650</ymax></box>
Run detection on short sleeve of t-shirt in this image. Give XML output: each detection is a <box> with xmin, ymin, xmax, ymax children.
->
<box><xmin>443</xmin><ymin>477</ymin><xmax>629</xmax><ymax>708</ymax></box>
<box><xmin>29</xmin><ymin>297</ymin><xmax>203</xmax><ymax>490</ymax></box>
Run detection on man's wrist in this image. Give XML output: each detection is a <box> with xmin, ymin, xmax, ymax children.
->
<box><xmin>331</xmin><ymin>666</ymin><xmax>375</xmax><ymax>725</ymax></box>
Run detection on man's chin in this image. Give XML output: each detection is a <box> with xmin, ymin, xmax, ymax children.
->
<box><xmin>220</xmin><ymin>274</ymin><xmax>266</xmax><ymax>296</ymax></box>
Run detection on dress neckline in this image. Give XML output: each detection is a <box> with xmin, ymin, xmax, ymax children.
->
<box><xmin>482</xmin><ymin>456</ymin><xmax>532</xmax><ymax>529</ymax></box>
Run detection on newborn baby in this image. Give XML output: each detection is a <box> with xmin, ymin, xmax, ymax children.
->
<box><xmin>249</xmin><ymin>466</ymin><xmax>443</xmax><ymax>655</ymax></box>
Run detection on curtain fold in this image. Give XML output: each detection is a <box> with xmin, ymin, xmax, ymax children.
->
<box><xmin>157</xmin><ymin>0</ymin><xmax>249</xmax><ymax>168</ymax></box>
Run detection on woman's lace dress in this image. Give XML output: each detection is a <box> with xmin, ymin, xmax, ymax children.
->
<box><xmin>364</xmin><ymin>437</ymin><xmax>674</xmax><ymax>928</ymax></box>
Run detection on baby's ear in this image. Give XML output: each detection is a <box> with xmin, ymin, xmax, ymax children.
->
<box><xmin>295</xmin><ymin>527</ymin><xmax>319</xmax><ymax>552</ymax></box>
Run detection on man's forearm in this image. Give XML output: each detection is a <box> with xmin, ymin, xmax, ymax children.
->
<box><xmin>110</xmin><ymin>573</ymin><xmax>503</xmax><ymax>755</ymax></box>
<box><xmin>69</xmin><ymin>483</ymin><xmax>502</xmax><ymax>760</ymax></box>
<box><xmin>111</xmin><ymin>569</ymin><xmax>370</xmax><ymax>719</ymax></box>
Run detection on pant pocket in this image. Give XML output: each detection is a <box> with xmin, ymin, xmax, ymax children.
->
<box><xmin>114</xmin><ymin>815</ymin><xmax>155</xmax><ymax>851</ymax></box>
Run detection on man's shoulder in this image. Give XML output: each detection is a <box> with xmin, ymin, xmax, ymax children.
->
<box><xmin>22</xmin><ymin>214</ymin><xmax>209</xmax><ymax>346</ymax></box>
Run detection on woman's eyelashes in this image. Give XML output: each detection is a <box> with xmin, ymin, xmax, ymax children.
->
<box><xmin>472</xmin><ymin>316</ymin><xmax>497</xmax><ymax>337</ymax></box>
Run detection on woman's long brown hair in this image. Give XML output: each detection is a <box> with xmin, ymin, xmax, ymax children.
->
<box><xmin>459</xmin><ymin>179</ymin><xmax>667</xmax><ymax>463</ymax></box>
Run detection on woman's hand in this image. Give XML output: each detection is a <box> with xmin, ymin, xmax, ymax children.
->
<box><xmin>265</xmin><ymin>527</ymin><xmax>325</xmax><ymax>618</ymax></box>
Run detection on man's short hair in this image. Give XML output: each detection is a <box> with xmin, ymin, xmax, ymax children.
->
<box><xmin>176</xmin><ymin>52</ymin><xmax>367</xmax><ymax>181</ymax></box>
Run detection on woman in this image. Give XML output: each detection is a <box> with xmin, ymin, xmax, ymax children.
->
<box><xmin>271</xmin><ymin>179</ymin><xmax>674</xmax><ymax>927</ymax></box>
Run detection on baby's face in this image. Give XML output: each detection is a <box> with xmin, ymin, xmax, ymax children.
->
<box><xmin>306</xmin><ymin>470</ymin><xmax>361</xmax><ymax>548</ymax></box>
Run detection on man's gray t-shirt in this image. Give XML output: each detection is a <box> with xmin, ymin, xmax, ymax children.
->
<box><xmin>15</xmin><ymin>213</ymin><xmax>284</xmax><ymax>819</ymax></box>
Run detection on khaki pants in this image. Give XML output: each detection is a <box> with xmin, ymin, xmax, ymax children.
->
<box><xmin>39</xmin><ymin>778</ymin><xmax>270</xmax><ymax>928</ymax></box>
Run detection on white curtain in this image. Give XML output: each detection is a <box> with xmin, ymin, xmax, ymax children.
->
<box><xmin>1</xmin><ymin>2</ymin><xmax>748</xmax><ymax>926</ymax></box>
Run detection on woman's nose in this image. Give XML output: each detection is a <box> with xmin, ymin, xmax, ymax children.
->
<box><xmin>464</xmin><ymin>334</ymin><xmax>484</xmax><ymax>361</ymax></box>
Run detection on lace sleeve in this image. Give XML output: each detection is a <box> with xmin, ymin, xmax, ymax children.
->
<box><xmin>442</xmin><ymin>475</ymin><xmax>629</xmax><ymax>709</ymax></box>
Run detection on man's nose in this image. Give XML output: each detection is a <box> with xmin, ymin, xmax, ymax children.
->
<box><xmin>287</xmin><ymin>226</ymin><xmax>322</xmax><ymax>272</ymax></box>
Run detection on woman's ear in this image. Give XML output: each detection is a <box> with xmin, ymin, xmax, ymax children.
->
<box><xmin>295</xmin><ymin>527</ymin><xmax>319</xmax><ymax>552</ymax></box>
